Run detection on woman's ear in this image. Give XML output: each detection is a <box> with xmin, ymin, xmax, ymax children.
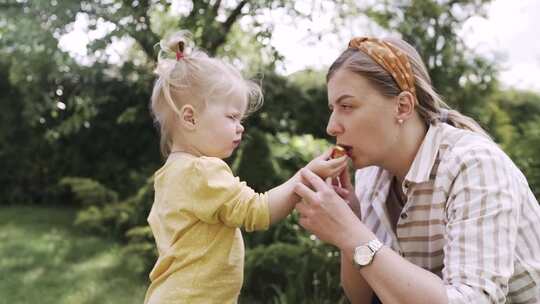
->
<box><xmin>179</xmin><ymin>104</ymin><xmax>197</xmax><ymax>130</ymax></box>
<box><xmin>395</xmin><ymin>91</ymin><xmax>415</xmax><ymax>123</ymax></box>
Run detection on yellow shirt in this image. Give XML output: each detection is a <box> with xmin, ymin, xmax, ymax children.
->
<box><xmin>144</xmin><ymin>154</ymin><xmax>270</xmax><ymax>304</ymax></box>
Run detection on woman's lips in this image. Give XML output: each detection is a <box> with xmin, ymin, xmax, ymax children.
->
<box><xmin>233</xmin><ymin>140</ymin><xmax>241</xmax><ymax>147</ymax></box>
<box><xmin>337</xmin><ymin>144</ymin><xmax>353</xmax><ymax>157</ymax></box>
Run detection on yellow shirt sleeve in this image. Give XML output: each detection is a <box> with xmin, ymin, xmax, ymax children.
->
<box><xmin>185</xmin><ymin>156</ymin><xmax>270</xmax><ymax>232</ymax></box>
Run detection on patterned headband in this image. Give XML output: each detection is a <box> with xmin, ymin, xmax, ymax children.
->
<box><xmin>348</xmin><ymin>37</ymin><xmax>416</xmax><ymax>99</ymax></box>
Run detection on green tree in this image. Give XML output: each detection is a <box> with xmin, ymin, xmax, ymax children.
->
<box><xmin>363</xmin><ymin>0</ymin><xmax>497</xmax><ymax>117</ymax></box>
<box><xmin>0</xmin><ymin>0</ymin><xmax>342</xmax><ymax>199</ymax></box>
<box><xmin>489</xmin><ymin>89</ymin><xmax>540</xmax><ymax>197</ymax></box>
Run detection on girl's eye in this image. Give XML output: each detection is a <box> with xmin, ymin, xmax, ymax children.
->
<box><xmin>340</xmin><ymin>104</ymin><xmax>352</xmax><ymax>110</ymax></box>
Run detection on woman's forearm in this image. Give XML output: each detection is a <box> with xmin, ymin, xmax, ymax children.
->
<box><xmin>293</xmin><ymin>168</ymin><xmax>449</xmax><ymax>303</ymax></box>
<box><xmin>340</xmin><ymin>235</ymin><xmax>448</xmax><ymax>304</ymax></box>
<box><xmin>341</xmin><ymin>253</ymin><xmax>373</xmax><ymax>304</ymax></box>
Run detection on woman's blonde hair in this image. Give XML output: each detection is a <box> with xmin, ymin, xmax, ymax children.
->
<box><xmin>327</xmin><ymin>37</ymin><xmax>490</xmax><ymax>138</ymax></box>
<box><xmin>150</xmin><ymin>30</ymin><xmax>263</xmax><ymax>157</ymax></box>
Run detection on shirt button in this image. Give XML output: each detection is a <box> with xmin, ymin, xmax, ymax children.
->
<box><xmin>400</xmin><ymin>213</ymin><xmax>408</xmax><ymax>219</ymax></box>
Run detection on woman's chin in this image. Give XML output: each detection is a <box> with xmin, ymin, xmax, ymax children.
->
<box><xmin>352</xmin><ymin>157</ymin><xmax>370</xmax><ymax>169</ymax></box>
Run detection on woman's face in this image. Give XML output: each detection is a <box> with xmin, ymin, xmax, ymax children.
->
<box><xmin>326</xmin><ymin>68</ymin><xmax>400</xmax><ymax>169</ymax></box>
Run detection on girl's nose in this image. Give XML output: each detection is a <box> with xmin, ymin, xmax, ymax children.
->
<box><xmin>237</xmin><ymin>122</ymin><xmax>245</xmax><ymax>133</ymax></box>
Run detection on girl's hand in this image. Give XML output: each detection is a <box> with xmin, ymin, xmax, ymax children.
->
<box><xmin>305</xmin><ymin>149</ymin><xmax>348</xmax><ymax>180</ymax></box>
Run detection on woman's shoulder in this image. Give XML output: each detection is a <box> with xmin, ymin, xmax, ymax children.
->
<box><xmin>439</xmin><ymin>123</ymin><xmax>490</xmax><ymax>147</ymax></box>
<box><xmin>437</xmin><ymin>124</ymin><xmax>524</xmax><ymax>181</ymax></box>
<box><xmin>439</xmin><ymin>124</ymin><xmax>505</xmax><ymax>161</ymax></box>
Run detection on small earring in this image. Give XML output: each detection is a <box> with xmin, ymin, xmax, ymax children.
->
<box><xmin>398</xmin><ymin>119</ymin><xmax>404</xmax><ymax>124</ymax></box>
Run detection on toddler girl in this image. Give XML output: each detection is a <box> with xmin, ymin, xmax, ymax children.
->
<box><xmin>143</xmin><ymin>31</ymin><xmax>348</xmax><ymax>304</ymax></box>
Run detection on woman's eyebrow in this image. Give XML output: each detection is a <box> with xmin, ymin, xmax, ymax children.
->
<box><xmin>329</xmin><ymin>94</ymin><xmax>354</xmax><ymax>107</ymax></box>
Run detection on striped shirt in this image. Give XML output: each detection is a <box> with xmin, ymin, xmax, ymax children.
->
<box><xmin>355</xmin><ymin>122</ymin><xmax>540</xmax><ymax>303</ymax></box>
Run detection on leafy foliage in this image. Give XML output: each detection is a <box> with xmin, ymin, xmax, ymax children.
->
<box><xmin>60</xmin><ymin>177</ymin><xmax>119</xmax><ymax>206</ymax></box>
<box><xmin>363</xmin><ymin>0</ymin><xmax>497</xmax><ymax>115</ymax></box>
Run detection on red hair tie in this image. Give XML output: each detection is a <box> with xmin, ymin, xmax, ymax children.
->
<box><xmin>176</xmin><ymin>41</ymin><xmax>185</xmax><ymax>61</ymax></box>
<box><xmin>176</xmin><ymin>51</ymin><xmax>184</xmax><ymax>61</ymax></box>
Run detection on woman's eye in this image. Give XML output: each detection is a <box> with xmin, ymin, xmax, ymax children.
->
<box><xmin>340</xmin><ymin>104</ymin><xmax>352</xmax><ymax>110</ymax></box>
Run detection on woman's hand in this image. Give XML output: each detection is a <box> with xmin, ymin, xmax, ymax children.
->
<box><xmin>331</xmin><ymin>167</ymin><xmax>361</xmax><ymax>219</ymax></box>
<box><xmin>294</xmin><ymin>167</ymin><xmax>365</xmax><ymax>248</ymax></box>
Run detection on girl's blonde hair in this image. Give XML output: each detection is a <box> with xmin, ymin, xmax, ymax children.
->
<box><xmin>150</xmin><ymin>30</ymin><xmax>263</xmax><ymax>157</ymax></box>
<box><xmin>327</xmin><ymin>37</ymin><xmax>490</xmax><ymax>138</ymax></box>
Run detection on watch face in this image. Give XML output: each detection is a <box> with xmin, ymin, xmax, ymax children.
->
<box><xmin>354</xmin><ymin>246</ymin><xmax>373</xmax><ymax>266</ymax></box>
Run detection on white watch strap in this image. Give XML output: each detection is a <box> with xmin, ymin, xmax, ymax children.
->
<box><xmin>367</xmin><ymin>239</ymin><xmax>383</xmax><ymax>253</ymax></box>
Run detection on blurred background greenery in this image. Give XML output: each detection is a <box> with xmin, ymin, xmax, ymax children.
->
<box><xmin>1</xmin><ymin>0</ymin><xmax>540</xmax><ymax>303</ymax></box>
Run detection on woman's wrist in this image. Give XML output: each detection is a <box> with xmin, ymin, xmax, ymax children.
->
<box><xmin>338</xmin><ymin>218</ymin><xmax>377</xmax><ymax>252</ymax></box>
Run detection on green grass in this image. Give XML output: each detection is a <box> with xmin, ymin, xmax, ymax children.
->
<box><xmin>0</xmin><ymin>205</ymin><xmax>147</xmax><ymax>304</ymax></box>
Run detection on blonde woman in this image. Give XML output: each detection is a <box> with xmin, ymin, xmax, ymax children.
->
<box><xmin>294</xmin><ymin>37</ymin><xmax>540</xmax><ymax>303</ymax></box>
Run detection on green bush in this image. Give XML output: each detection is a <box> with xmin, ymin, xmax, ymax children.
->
<box><xmin>242</xmin><ymin>233</ymin><xmax>346</xmax><ymax>303</ymax></box>
<box><xmin>59</xmin><ymin>177</ymin><xmax>119</xmax><ymax>206</ymax></box>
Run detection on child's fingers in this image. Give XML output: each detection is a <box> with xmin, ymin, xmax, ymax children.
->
<box><xmin>317</xmin><ymin>149</ymin><xmax>333</xmax><ymax>161</ymax></box>
<box><xmin>326</xmin><ymin>155</ymin><xmax>348</xmax><ymax>168</ymax></box>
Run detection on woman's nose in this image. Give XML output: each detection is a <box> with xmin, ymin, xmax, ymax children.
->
<box><xmin>326</xmin><ymin>113</ymin><xmax>343</xmax><ymax>136</ymax></box>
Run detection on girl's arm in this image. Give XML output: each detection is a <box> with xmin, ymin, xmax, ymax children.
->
<box><xmin>267</xmin><ymin>150</ymin><xmax>348</xmax><ymax>224</ymax></box>
<box><xmin>187</xmin><ymin>153</ymin><xmax>346</xmax><ymax>229</ymax></box>
<box><xmin>266</xmin><ymin>171</ymin><xmax>302</xmax><ymax>225</ymax></box>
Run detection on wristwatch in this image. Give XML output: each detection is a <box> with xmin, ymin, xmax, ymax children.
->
<box><xmin>352</xmin><ymin>238</ymin><xmax>383</xmax><ymax>268</ymax></box>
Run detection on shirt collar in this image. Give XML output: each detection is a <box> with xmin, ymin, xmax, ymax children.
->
<box><xmin>403</xmin><ymin>123</ymin><xmax>444</xmax><ymax>185</ymax></box>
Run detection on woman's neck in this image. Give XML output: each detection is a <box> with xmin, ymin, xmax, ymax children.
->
<box><xmin>383</xmin><ymin>117</ymin><xmax>428</xmax><ymax>183</ymax></box>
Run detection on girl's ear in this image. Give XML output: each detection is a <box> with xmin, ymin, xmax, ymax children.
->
<box><xmin>395</xmin><ymin>91</ymin><xmax>415</xmax><ymax>123</ymax></box>
<box><xmin>179</xmin><ymin>104</ymin><xmax>196</xmax><ymax>130</ymax></box>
